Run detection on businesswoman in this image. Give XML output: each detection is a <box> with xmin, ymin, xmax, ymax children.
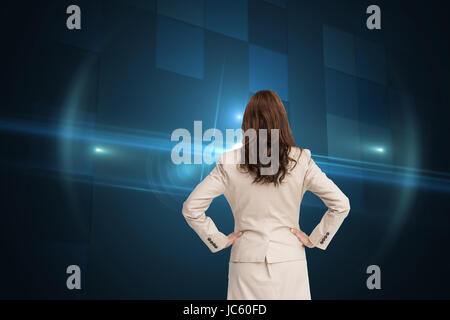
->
<box><xmin>182</xmin><ymin>90</ymin><xmax>350</xmax><ymax>300</ymax></box>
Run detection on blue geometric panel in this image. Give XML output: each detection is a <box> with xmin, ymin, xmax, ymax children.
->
<box><xmin>24</xmin><ymin>177</ymin><xmax>93</xmax><ymax>242</ymax></box>
<box><xmin>204</xmin><ymin>31</ymin><xmax>249</xmax><ymax>133</ymax></box>
<box><xmin>388</xmin><ymin>88</ymin><xmax>416</xmax><ymax>127</ymax></box>
<box><xmin>157</xmin><ymin>0</ymin><xmax>204</xmax><ymax>27</ymax></box>
<box><xmin>387</xmin><ymin>89</ymin><xmax>417</xmax><ymax>167</ymax></box>
<box><xmin>20</xmin><ymin>42</ymin><xmax>99</xmax><ymax>114</ymax></box>
<box><xmin>127</xmin><ymin>0</ymin><xmax>156</xmax><ymax>11</ymax></box>
<box><xmin>98</xmin><ymin>5</ymin><xmax>161</xmax><ymax>131</ymax></box>
<box><xmin>156</xmin><ymin>15</ymin><xmax>204</xmax><ymax>79</ymax></box>
<box><xmin>323</xmin><ymin>25</ymin><xmax>356</xmax><ymax>76</ymax></box>
<box><xmin>324</xmin><ymin>68</ymin><xmax>358</xmax><ymax>121</ymax></box>
<box><xmin>326</xmin><ymin>114</ymin><xmax>361</xmax><ymax>160</ymax></box>
<box><xmin>357</xmin><ymin>78</ymin><xmax>390</xmax><ymax>127</ymax></box>
<box><xmin>205</xmin><ymin>0</ymin><xmax>248</xmax><ymax>42</ymax></box>
<box><xmin>355</xmin><ymin>37</ymin><xmax>387</xmax><ymax>85</ymax></box>
<box><xmin>359</xmin><ymin>122</ymin><xmax>392</xmax><ymax>163</ymax></box>
<box><xmin>249</xmin><ymin>0</ymin><xmax>287</xmax><ymax>53</ymax></box>
<box><xmin>325</xmin><ymin>114</ymin><xmax>365</xmax><ymax>213</ymax></box>
<box><xmin>263</xmin><ymin>0</ymin><xmax>286</xmax><ymax>8</ymax></box>
<box><xmin>249</xmin><ymin>44</ymin><xmax>288</xmax><ymax>101</ymax></box>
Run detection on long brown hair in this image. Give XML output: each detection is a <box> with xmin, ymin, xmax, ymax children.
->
<box><xmin>239</xmin><ymin>90</ymin><xmax>300</xmax><ymax>186</ymax></box>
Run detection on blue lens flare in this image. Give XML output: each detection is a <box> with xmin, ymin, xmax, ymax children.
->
<box><xmin>1</xmin><ymin>117</ymin><xmax>449</xmax><ymax>195</ymax></box>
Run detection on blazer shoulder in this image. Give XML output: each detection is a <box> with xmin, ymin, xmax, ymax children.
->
<box><xmin>303</xmin><ymin>148</ymin><xmax>312</xmax><ymax>159</ymax></box>
<box><xmin>291</xmin><ymin>147</ymin><xmax>311</xmax><ymax>162</ymax></box>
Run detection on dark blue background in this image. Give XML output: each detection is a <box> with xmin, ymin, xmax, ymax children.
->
<box><xmin>0</xmin><ymin>0</ymin><xmax>449</xmax><ymax>299</ymax></box>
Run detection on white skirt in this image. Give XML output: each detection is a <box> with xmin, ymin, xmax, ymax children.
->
<box><xmin>227</xmin><ymin>257</ymin><xmax>311</xmax><ymax>300</ymax></box>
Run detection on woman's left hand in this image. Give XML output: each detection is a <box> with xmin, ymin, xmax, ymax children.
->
<box><xmin>225</xmin><ymin>231</ymin><xmax>243</xmax><ymax>248</ymax></box>
<box><xmin>290</xmin><ymin>228</ymin><xmax>315</xmax><ymax>248</ymax></box>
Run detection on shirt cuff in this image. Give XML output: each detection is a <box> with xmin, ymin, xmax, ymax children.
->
<box><xmin>309</xmin><ymin>229</ymin><xmax>331</xmax><ymax>250</ymax></box>
<box><xmin>205</xmin><ymin>232</ymin><xmax>229</xmax><ymax>253</ymax></box>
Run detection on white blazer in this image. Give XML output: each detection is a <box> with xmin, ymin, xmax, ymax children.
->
<box><xmin>182</xmin><ymin>147</ymin><xmax>350</xmax><ymax>263</ymax></box>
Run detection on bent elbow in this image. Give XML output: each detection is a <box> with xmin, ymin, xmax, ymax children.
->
<box><xmin>341</xmin><ymin>196</ymin><xmax>350</xmax><ymax>216</ymax></box>
<box><xmin>182</xmin><ymin>199</ymin><xmax>201</xmax><ymax>222</ymax></box>
<box><xmin>181</xmin><ymin>200</ymin><xmax>192</xmax><ymax>220</ymax></box>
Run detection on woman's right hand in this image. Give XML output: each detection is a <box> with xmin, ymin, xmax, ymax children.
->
<box><xmin>290</xmin><ymin>228</ymin><xmax>315</xmax><ymax>248</ymax></box>
<box><xmin>225</xmin><ymin>231</ymin><xmax>243</xmax><ymax>248</ymax></box>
